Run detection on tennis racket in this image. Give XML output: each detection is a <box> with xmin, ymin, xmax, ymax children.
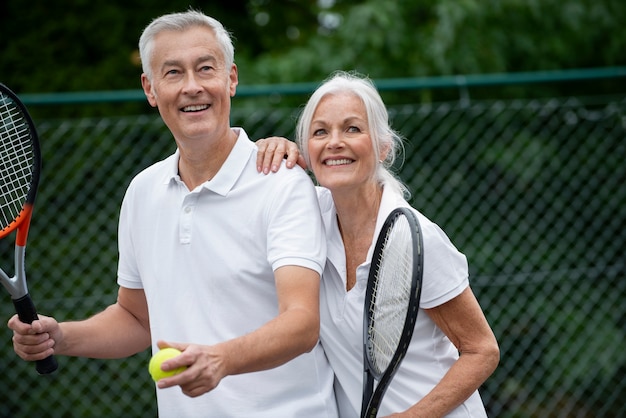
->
<box><xmin>361</xmin><ymin>207</ymin><xmax>423</xmax><ymax>418</ymax></box>
<box><xmin>0</xmin><ymin>83</ymin><xmax>58</xmax><ymax>375</ymax></box>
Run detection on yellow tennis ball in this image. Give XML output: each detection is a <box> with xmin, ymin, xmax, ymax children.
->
<box><xmin>149</xmin><ymin>348</ymin><xmax>187</xmax><ymax>382</ymax></box>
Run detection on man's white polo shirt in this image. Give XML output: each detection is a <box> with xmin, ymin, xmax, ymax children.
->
<box><xmin>117</xmin><ymin>128</ymin><xmax>336</xmax><ymax>417</ymax></box>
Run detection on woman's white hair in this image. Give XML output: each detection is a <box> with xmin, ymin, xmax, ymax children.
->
<box><xmin>138</xmin><ymin>9</ymin><xmax>235</xmax><ymax>80</ymax></box>
<box><xmin>296</xmin><ymin>71</ymin><xmax>409</xmax><ymax>198</ymax></box>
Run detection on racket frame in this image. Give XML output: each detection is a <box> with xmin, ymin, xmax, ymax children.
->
<box><xmin>0</xmin><ymin>83</ymin><xmax>57</xmax><ymax>374</ymax></box>
<box><xmin>361</xmin><ymin>207</ymin><xmax>423</xmax><ymax>418</ymax></box>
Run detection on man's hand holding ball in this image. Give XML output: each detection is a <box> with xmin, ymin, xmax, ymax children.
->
<box><xmin>149</xmin><ymin>347</ymin><xmax>188</xmax><ymax>382</ymax></box>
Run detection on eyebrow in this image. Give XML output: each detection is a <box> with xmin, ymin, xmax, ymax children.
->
<box><xmin>312</xmin><ymin>116</ymin><xmax>366</xmax><ymax>125</ymax></box>
<box><xmin>343</xmin><ymin>116</ymin><xmax>366</xmax><ymax>124</ymax></box>
<box><xmin>161</xmin><ymin>54</ymin><xmax>219</xmax><ymax>70</ymax></box>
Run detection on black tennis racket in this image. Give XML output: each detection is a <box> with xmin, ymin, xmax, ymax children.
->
<box><xmin>0</xmin><ymin>83</ymin><xmax>58</xmax><ymax>375</ymax></box>
<box><xmin>361</xmin><ymin>207</ymin><xmax>423</xmax><ymax>418</ymax></box>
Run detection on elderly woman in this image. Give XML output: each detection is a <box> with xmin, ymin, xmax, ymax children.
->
<box><xmin>257</xmin><ymin>71</ymin><xmax>499</xmax><ymax>417</ymax></box>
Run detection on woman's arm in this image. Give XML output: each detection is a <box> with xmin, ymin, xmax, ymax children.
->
<box><xmin>389</xmin><ymin>287</ymin><xmax>499</xmax><ymax>417</ymax></box>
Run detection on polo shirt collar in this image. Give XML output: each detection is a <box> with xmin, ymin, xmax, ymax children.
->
<box><xmin>163</xmin><ymin>128</ymin><xmax>253</xmax><ymax>196</ymax></box>
<box><xmin>204</xmin><ymin>128</ymin><xmax>251</xmax><ymax>196</ymax></box>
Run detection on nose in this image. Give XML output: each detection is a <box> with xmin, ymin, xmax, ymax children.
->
<box><xmin>326</xmin><ymin>130</ymin><xmax>344</xmax><ymax>149</ymax></box>
<box><xmin>182</xmin><ymin>72</ymin><xmax>202</xmax><ymax>94</ymax></box>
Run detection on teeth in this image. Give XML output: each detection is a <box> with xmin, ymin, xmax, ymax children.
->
<box><xmin>182</xmin><ymin>104</ymin><xmax>209</xmax><ymax>112</ymax></box>
<box><xmin>325</xmin><ymin>159</ymin><xmax>353</xmax><ymax>166</ymax></box>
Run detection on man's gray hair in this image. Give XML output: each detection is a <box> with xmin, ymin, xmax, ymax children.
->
<box><xmin>138</xmin><ymin>9</ymin><xmax>235</xmax><ymax>80</ymax></box>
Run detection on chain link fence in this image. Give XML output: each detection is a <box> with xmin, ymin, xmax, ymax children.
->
<box><xmin>1</xmin><ymin>84</ymin><xmax>625</xmax><ymax>417</ymax></box>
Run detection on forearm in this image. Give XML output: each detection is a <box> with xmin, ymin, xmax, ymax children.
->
<box><xmin>401</xmin><ymin>288</ymin><xmax>499</xmax><ymax>417</ymax></box>
<box><xmin>56</xmin><ymin>303</ymin><xmax>150</xmax><ymax>359</ymax></box>
<box><xmin>218</xmin><ymin>305</ymin><xmax>319</xmax><ymax>375</ymax></box>
<box><xmin>405</xmin><ymin>349</ymin><xmax>499</xmax><ymax>417</ymax></box>
<box><xmin>153</xmin><ymin>269</ymin><xmax>322</xmax><ymax>396</ymax></box>
<box><xmin>55</xmin><ymin>287</ymin><xmax>151</xmax><ymax>359</ymax></box>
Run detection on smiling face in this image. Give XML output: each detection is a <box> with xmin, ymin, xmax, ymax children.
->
<box><xmin>307</xmin><ymin>92</ymin><xmax>380</xmax><ymax>194</ymax></box>
<box><xmin>140</xmin><ymin>25</ymin><xmax>238</xmax><ymax>145</ymax></box>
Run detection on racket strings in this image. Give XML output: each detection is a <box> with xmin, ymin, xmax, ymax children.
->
<box><xmin>367</xmin><ymin>216</ymin><xmax>414</xmax><ymax>375</ymax></box>
<box><xmin>0</xmin><ymin>95</ymin><xmax>35</xmax><ymax>228</ymax></box>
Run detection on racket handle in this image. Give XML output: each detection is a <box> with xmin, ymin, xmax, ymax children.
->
<box><xmin>13</xmin><ymin>294</ymin><xmax>59</xmax><ymax>375</ymax></box>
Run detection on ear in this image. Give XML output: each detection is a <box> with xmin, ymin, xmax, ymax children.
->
<box><xmin>141</xmin><ymin>74</ymin><xmax>158</xmax><ymax>107</ymax></box>
<box><xmin>229</xmin><ymin>64</ymin><xmax>239</xmax><ymax>97</ymax></box>
<box><xmin>379</xmin><ymin>142</ymin><xmax>391</xmax><ymax>163</ymax></box>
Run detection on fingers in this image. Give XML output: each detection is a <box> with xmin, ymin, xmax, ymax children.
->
<box><xmin>283</xmin><ymin>143</ymin><xmax>301</xmax><ymax>169</ymax></box>
<box><xmin>157</xmin><ymin>339</ymin><xmax>187</xmax><ymax>352</ymax></box>
<box><xmin>156</xmin><ymin>339</ymin><xmax>173</xmax><ymax>350</ymax></box>
<box><xmin>296</xmin><ymin>154</ymin><xmax>308</xmax><ymax>170</ymax></box>
<box><xmin>154</xmin><ymin>343</ymin><xmax>224</xmax><ymax>398</ymax></box>
<box><xmin>154</xmin><ymin>340</ymin><xmax>192</xmax><ymax>390</ymax></box>
<box><xmin>8</xmin><ymin>314</ymin><xmax>49</xmax><ymax>336</ymax></box>
<box><xmin>256</xmin><ymin>137</ymin><xmax>300</xmax><ymax>174</ymax></box>
<box><xmin>159</xmin><ymin>366</ymin><xmax>218</xmax><ymax>398</ymax></box>
<box><xmin>8</xmin><ymin>315</ymin><xmax>56</xmax><ymax>361</ymax></box>
<box><xmin>156</xmin><ymin>340</ymin><xmax>189</xmax><ymax>371</ymax></box>
<box><xmin>13</xmin><ymin>333</ymin><xmax>55</xmax><ymax>361</ymax></box>
<box><xmin>181</xmin><ymin>380</ymin><xmax>216</xmax><ymax>398</ymax></box>
<box><xmin>256</xmin><ymin>137</ymin><xmax>283</xmax><ymax>174</ymax></box>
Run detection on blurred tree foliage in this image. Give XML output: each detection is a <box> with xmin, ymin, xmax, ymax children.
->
<box><xmin>1</xmin><ymin>0</ymin><xmax>625</xmax><ymax>101</ymax></box>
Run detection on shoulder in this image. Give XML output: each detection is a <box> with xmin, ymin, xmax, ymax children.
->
<box><xmin>413</xmin><ymin>210</ymin><xmax>461</xmax><ymax>254</ymax></box>
<box><xmin>381</xmin><ymin>188</ymin><xmax>458</xmax><ymax>254</ymax></box>
<box><xmin>132</xmin><ymin>153</ymin><xmax>175</xmax><ymax>183</ymax></box>
<box><xmin>124</xmin><ymin>153</ymin><xmax>176</xmax><ymax>200</ymax></box>
<box><xmin>413</xmin><ymin>210</ymin><xmax>469</xmax><ymax>307</ymax></box>
<box><xmin>315</xmin><ymin>186</ymin><xmax>333</xmax><ymax>211</ymax></box>
<box><xmin>257</xmin><ymin>161</ymin><xmax>315</xmax><ymax>191</ymax></box>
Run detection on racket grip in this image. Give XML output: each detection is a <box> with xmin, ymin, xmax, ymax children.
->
<box><xmin>13</xmin><ymin>294</ymin><xmax>59</xmax><ymax>375</ymax></box>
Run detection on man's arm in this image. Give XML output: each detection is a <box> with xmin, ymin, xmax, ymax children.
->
<box><xmin>9</xmin><ymin>287</ymin><xmax>151</xmax><ymax>361</ymax></box>
<box><xmin>220</xmin><ymin>265</ymin><xmax>320</xmax><ymax>371</ymax></box>
<box><xmin>154</xmin><ymin>265</ymin><xmax>321</xmax><ymax>397</ymax></box>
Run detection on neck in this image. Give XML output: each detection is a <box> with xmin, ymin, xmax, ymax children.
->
<box><xmin>333</xmin><ymin>184</ymin><xmax>382</xmax><ymax>237</ymax></box>
<box><xmin>333</xmin><ymin>184</ymin><xmax>383</xmax><ymax>291</ymax></box>
<box><xmin>177</xmin><ymin>129</ymin><xmax>237</xmax><ymax>190</ymax></box>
